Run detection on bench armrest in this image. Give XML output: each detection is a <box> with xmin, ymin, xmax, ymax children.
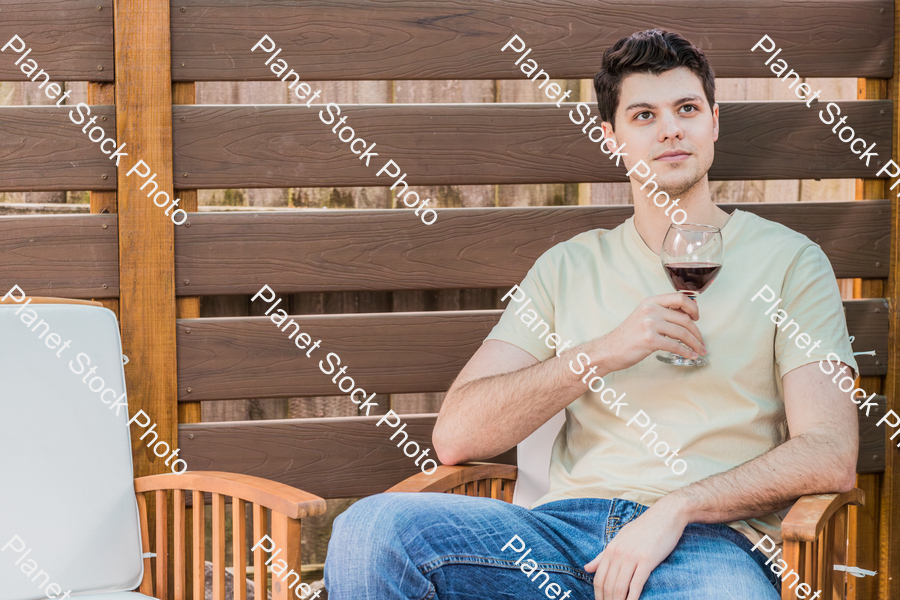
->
<box><xmin>388</xmin><ymin>463</ymin><xmax>517</xmax><ymax>494</ymax></box>
<box><xmin>781</xmin><ymin>488</ymin><xmax>865</xmax><ymax>543</ymax></box>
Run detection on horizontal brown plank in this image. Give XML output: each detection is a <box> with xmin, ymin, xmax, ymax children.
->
<box><xmin>0</xmin><ymin>0</ymin><xmax>114</xmax><ymax>82</ymax></box>
<box><xmin>171</xmin><ymin>0</ymin><xmax>892</xmax><ymax>81</ymax></box>
<box><xmin>177</xmin><ymin>404</ymin><xmax>883</xmax><ymax>499</ymax></box>
<box><xmin>177</xmin><ymin>311</ymin><xmax>499</xmax><ymax>401</ymax></box>
<box><xmin>0</xmin><ymin>214</ymin><xmax>118</xmax><ymax>298</ymax></box>
<box><xmin>858</xmin><ymin>396</ymin><xmax>888</xmax><ymax>474</ymax></box>
<box><xmin>172</xmin><ymin>102</ymin><xmax>892</xmax><ymax>189</ymax></box>
<box><xmin>174</xmin><ymin>201</ymin><xmax>889</xmax><ymax>296</ymax></box>
<box><xmin>177</xmin><ymin>299</ymin><xmax>885</xmax><ymax>401</ymax></box>
<box><xmin>178</xmin><ymin>414</ymin><xmax>517</xmax><ymax>499</ymax></box>
<box><xmin>845</xmin><ymin>299</ymin><xmax>889</xmax><ymax>377</ymax></box>
<box><xmin>4</xmin><ymin>101</ymin><xmax>891</xmax><ymax>191</ymax></box>
<box><xmin>0</xmin><ymin>106</ymin><xmax>117</xmax><ymax>192</ymax></box>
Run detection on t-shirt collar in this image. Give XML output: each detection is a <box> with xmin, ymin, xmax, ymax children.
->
<box><xmin>625</xmin><ymin>209</ymin><xmax>743</xmax><ymax>267</ymax></box>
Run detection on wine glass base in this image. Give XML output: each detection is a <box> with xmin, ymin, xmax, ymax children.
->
<box><xmin>656</xmin><ymin>352</ymin><xmax>708</xmax><ymax>367</ymax></box>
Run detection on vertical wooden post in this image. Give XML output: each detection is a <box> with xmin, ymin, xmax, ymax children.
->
<box><xmin>881</xmin><ymin>2</ymin><xmax>900</xmax><ymax>594</ymax></box>
<box><xmin>270</xmin><ymin>512</ymin><xmax>301</xmax><ymax>600</ymax></box>
<box><xmin>851</xmin><ymin>76</ymin><xmax>887</xmax><ymax>600</ymax></box>
<box><xmin>172</xmin><ymin>81</ymin><xmax>201</xmax><ymax>426</ymax></box>
<box><xmin>89</xmin><ymin>81</ymin><xmax>120</xmax><ymax>319</ymax></box>
<box><xmin>113</xmin><ymin>0</ymin><xmax>177</xmax><ymax>474</ymax></box>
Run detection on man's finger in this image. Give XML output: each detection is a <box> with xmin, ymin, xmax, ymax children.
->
<box><xmin>667</xmin><ymin>309</ymin><xmax>705</xmax><ymax>342</ymax></box>
<box><xmin>613</xmin><ymin>562</ymin><xmax>637</xmax><ymax>600</ymax></box>
<box><xmin>603</xmin><ymin>562</ymin><xmax>624</xmax><ymax>600</ymax></box>
<box><xmin>657</xmin><ymin>322</ymin><xmax>705</xmax><ymax>356</ymax></box>
<box><xmin>591</xmin><ymin>556</ymin><xmax>611</xmax><ymax>600</ymax></box>
<box><xmin>626</xmin><ymin>564</ymin><xmax>653</xmax><ymax>600</ymax></box>
<box><xmin>657</xmin><ymin>292</ymin><xmax>700</xmax><ymax>320</ymax></box>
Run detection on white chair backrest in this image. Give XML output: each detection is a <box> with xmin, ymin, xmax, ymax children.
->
<box><xmin>512</xmin><ymin>410</ymin><xmax>566</xmax><ymax>508</ymax></box>
<box><xmin>0</xmin><ymin>302</ymin><xmax>144</xmax><ymax>600</ymax></box>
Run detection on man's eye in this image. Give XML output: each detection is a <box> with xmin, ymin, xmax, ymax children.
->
<box><xmin>681</xmin><ymin>105</ymin><xmax>697</xmax><ymax>113</ymax></box>
<box><xmin>637</xmin><ymin>111</ymin><xmax>652</xmax><ymax>120</ymax></box>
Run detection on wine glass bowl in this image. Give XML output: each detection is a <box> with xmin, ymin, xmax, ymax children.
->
<box><xmin>657</xmin><ymin>223</ymin><xmax>724</xmax><ymax>367</ymax></box>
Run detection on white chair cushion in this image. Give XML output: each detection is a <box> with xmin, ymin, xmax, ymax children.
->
<box><xmin>0</xmin><ymin>303</ymin><xmax>144</xmax><ymax>599</ymax></box>
<box><xmin>512</xmin><ymin>410</ymin><xmax>566</xmax><ymax>508</ymax></box>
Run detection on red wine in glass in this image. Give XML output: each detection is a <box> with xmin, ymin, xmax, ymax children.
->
<box><xmin>664</xmin><ymin>263</ymin><xmax>722</xmax><ymax>296</ymax></box>
<box><xmin>658</xmin><ymin>224</ymin><xmax>724</xmax><ymax>367</ymax></box>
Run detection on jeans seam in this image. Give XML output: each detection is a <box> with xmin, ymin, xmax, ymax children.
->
<box><xmin>605</xmin><ymin>498</ymin><xmax>620</xmax><ymax>542</ymax></box>
<box><xmin>420</xmin><ymin>554</ymin><xmax>594</xmax><ymax>584</ymax></box>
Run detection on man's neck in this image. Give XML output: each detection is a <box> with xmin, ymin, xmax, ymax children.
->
<box><xmin>631</xmin><ymin>179</ymin><xmax>731</xmax><ymax>256</ymax></box>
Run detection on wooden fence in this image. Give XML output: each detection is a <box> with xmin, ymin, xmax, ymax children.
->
<box><xmin>0</xmin><ymin>0</ymin><xmax>897</xmax><ymax>598</ymax></box>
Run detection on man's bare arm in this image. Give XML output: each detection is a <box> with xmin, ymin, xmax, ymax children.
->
<box><xmin>433</xmin><ymin>292</ymin><xmax>707</xmax><ymax>465</ymax></box>
<box><xmin>587</xmin><ymin>361</ymin><xmax>859</xmax><ymax>600</ymax></box>
<box><xmin>433</xmin><ymin>340</ymin><xmax>581</xmax><ymax>465</ymax></box>
<box><xmin>664</xmin><ymin>360</ymin><xmax>858</xmax><ymax>521</ymax></box>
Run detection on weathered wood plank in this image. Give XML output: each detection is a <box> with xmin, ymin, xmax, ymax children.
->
<box><xmin>858</xmin><ymin>396</ymin><xmax>888</xmax><ymax>474</ymax></box>
<box><xmin>2</xmin><ymin>100</ymin><xmax>890</xmax><ymax>192</ymax></box>
<box><xmin>0</xmin><ymin>106</ymin><xmax>117</xmax><ymax>191</ymax></box>
<box><xmin>0</xmin><ymin>214</ymin><xmax>118</xmax><ymax>297</ymax></box>
<box><xmin>177</xmin><ymin>300</ymin><xmax>885</xmax><ymax>401</ymax></box>
<box><xmin>115</xmin><ymin>0</ymin><xmax>177</xmax><ymax>481</ymax></box>
<box><xmin>177</xmin><ymin>311</ymin><xmax>499</xmax><ymax>401</ymax></box>
<box><xmin>172</xmin><ymin>102</ymin><xmax>892</xmax><ymax>189</ymax></box>
<box><xmin>0</xmin><ymin>0</ymin><xmax>114</xmax><ymax>82</ymax></box>
<box><xmin>178</xmin><ymin>415</ymin><xmax>517</xmax><ymax>499</ymax></box>
<box><xmin>170</xmin><ymin>0</ymin><xmax>892</xmax><ymax>81</ymax></box>
<box><xmin>846</xmin><ymin>298</ymin><xmax>889</xmax><ymax>377</ymax></box>
<box><xmin>174</xmin><ymin>201</ymin><xmax>890</xmax><ymax>296</ymax></box>
<box><xmin>177</xmin><ymin>406</ymin><xmax>879</xmax><ymax>500</ymax></box>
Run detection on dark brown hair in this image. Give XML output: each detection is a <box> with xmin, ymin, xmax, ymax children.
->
<box><xmin>593</xmin><ymin>29</ymin><xmax>715</xmax><ymax>130</ymax></box>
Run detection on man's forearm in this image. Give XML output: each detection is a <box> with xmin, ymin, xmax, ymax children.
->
<box><xmin>435</xmin><ymin>347</ymin><xmax>603</xmax><ymax>464</ymax></box>
<box><xmin>660</xmin><ymin>429</ymin><xmax>858</xmax><ymax>524</ymax></box>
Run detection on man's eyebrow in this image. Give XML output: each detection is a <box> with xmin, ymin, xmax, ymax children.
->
<box><xmin>623</xmin><ymin>95</ymin><xmax>704</xmax><ymax>113</ymax></box>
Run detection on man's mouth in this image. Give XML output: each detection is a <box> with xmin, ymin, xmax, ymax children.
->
<box><xmin>655</xmin><ymin>150</ymin><xmax>691</xmax><ymax>162</ymax></box>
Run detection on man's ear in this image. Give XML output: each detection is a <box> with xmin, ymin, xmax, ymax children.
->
<box><xmin>711</xmin><ymin>103</ymin><xmax>720</xmax><ymax>142</ymax></box>
<box><xmin>602</xmin><ymin>121</ymin><xmax>616</xmax><ymax>149</ymax></box>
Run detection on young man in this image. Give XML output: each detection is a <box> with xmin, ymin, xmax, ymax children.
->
<box><xmin>324</xmin><ymin>29</ymin><xmax>858</xmax><ymax>600</ymax></box>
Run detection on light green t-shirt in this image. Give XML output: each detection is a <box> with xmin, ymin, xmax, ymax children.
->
<box><xmin>485</xmin><ymin>208</ymin><xmax>858</xmax><ymax>549</ymax></box>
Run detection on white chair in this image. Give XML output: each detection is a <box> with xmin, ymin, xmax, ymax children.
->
<box><xmin>0</xmin><ymin>295</ymin><xmax>326</xmax><ymax>600</ymax></box>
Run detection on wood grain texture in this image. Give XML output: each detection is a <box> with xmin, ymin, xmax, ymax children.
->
<box><xmin>192</xmin><ymin>490</ymin><xmax>205</xmax><ymax>600</ymax></box>
<box><xmin>114</xmin><ymin>0</ymin><xmax>178</xmax><ymax>481</ymax></box>
<box><xmin>177</xmin><ymin>310</ymin><xmax>499</xmax><ymax>400</ymax></box>
<box><xmin>781</xmin><ymin>489</ymin><xmax>865</xmax><ymax>542</ymax></box>
<box><xmin>178</xmin><ymin>415</ymin><xmax>517</xmax><ymax>499</ymax></box>
<box><xmin>171</xmin><ymin>102</ymin><xmax>892</xmax><ymax>189</ymax></box>
<box><xmin>176</xmin><ymin>412</ymin><xmax>877</xmax><ymax>499</ymax></box>
<box><xmin>882</xmin><ymin>6</ymin><xmax>900</xmax><ymax>592</ymax></box>
<box><xmin>859</xmin><ymin>395</ymin><xmax>889</xmax><ymax>474</ymax></box>
<box><xmin>173</xmin><ymin>201</ymin><xmax>889</xmax><ymax>296</ymax></box>
<box><xmin>176</xmin><ymin>301</ymin><xmax>884</xmax><ymax>401</ymax></box>
<box><xmin>846</xmin><ymin>299</ymin><xmax>890</xmax><ymax>377</ymax></box>
<box><xmin>0</xmin><ymin>214</ymin><xmax>118</xmax><ymax>297</ymax></box>
<box><xmin>0</xmin><ymin>0</ymin><xmax>114</xmax><ymax>81</ymax></box>
<box><xmin>386</xmin><ymin>463</ymin><xmax>518</xmax><ymax>493</ymax></box>
<box><xmin>0</xmin><ymin>106</ymin><xmax>117</xmax><ymax>191</ymax></box>
<box><xmin>170</xmin><ymin>0</ymin><xmax>892</xmax><ymax>81</ymax></box>
<box><xmin>850</xmin><ymin>74</ymin><xmax>886</xmax><ymax>600</ymax></box>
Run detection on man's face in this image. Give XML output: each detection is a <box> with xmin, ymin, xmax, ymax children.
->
<box><xmin>606</xmin><ymin>67</ymin><xmax>719</xmax><ymax>196</ymax></box>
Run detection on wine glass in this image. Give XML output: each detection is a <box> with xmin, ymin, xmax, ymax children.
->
<box><xmin>657</xmin><ymin>223</ymin><xmax>723</xmax><ymax>367</ymax></box>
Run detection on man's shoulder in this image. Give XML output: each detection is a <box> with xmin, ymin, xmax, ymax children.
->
<box><xmin>732</xmin><ymin>209</ymin><xmax>821</xmax><ymax>262</ymax></box>
<box><xmin>735</xmin><ymin>208</ymin><xmax>816</xmax><ymax>248</ymax></box>
<box><xmin>536</xmin><ymin>227</ymin><xmax>616</xmax><ymax>264</ymax></box>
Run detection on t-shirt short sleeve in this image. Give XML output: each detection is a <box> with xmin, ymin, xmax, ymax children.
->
<box><xmin>485</xmin><ymin>247</ymin><xmax>560</xmax><ymax>362</ymax></box>
<box><xmin>775</xmin><ymin>244</ymin><xmax>858</xmax><ymax>378</ymax></box>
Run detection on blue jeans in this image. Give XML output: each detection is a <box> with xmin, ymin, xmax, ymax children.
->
<box><xmin>324</xmin><ymin>493</ymin><xmax>781</xmax><ymax>599</ymax></box>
